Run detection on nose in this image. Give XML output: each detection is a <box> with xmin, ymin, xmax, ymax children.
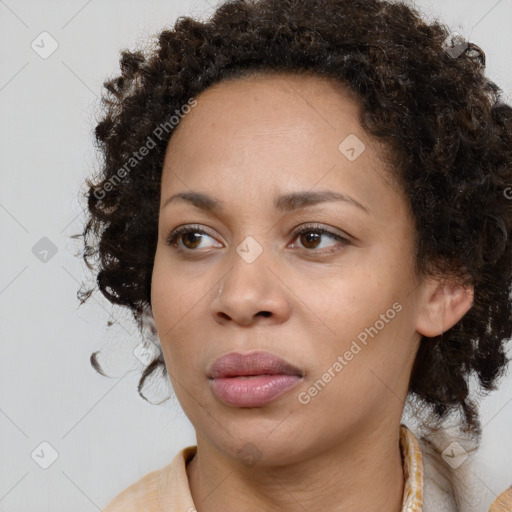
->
<box><xmin>210</xmin><ymin>247</ymin><xmax>292</xmax><ymax>327</ymax></box>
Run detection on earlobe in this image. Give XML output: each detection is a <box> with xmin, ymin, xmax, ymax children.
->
<box><xmin>416</xmin><ymin>280</ymin><xmax>474</xmax><ymax>338</ymax></box>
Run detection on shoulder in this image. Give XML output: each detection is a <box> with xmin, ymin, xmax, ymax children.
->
<box><xmin>489</xmin><ymin>486</ymin><xmax>512</xmax><ymax>512</ymax></box>
<box><xmin>414</xmin><ymin>425</ymin><xmax>511</xmax><ymax>512</ymax></box>
<box><xmin>102</xmin><ymin>463</ymin><xmax>172</xmax><ymax>512</ymax></box>
<box><xmin>102</xmin><ymin>446</ymin><xmax>197</xmax><ymax>512</ymax></box>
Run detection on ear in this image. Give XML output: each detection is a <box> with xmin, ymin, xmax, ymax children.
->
<box><xmin>415</xmin><ymin>278</ymin><xmax>474</xmax><ymax>338</ymax></box>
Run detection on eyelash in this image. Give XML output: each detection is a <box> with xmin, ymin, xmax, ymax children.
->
<box><xmin>165</xmin><ymin>223</ymin><xmax>350</xmax><ymax>254</ymax></box>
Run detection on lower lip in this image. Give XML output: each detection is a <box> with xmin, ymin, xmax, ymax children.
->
<box><xmin>210</xmin><ymin>375</ymin><xmax>301</xmax><ymax>407</ymax></box>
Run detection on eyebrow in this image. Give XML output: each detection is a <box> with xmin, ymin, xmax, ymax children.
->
<box><xmin>162</xmin><ymin>189</ymin><xmax>370</xmax><ymax>214</ymax></box>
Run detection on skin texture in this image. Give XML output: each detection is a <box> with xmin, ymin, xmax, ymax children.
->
<box><xmin>150</xmin><ymin>72</ymin><xmax>473</xmax><ymax>512</ymax></box>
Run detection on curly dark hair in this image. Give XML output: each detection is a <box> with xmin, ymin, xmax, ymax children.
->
<box><xmin>74</xmin><ymin>0</ymin><xmax>512</xmax><ymax>440</ymax></box>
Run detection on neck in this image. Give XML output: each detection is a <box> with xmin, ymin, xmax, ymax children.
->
<box><xmin>186</xmin><ymin>420</ymin><xmax>405</xmax><ymax>512</ymax></box>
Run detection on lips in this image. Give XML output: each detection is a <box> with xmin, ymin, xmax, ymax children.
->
<box><xmin>208</xmin><ymin>351</ymin><xmax>304</xmax><ymax>379</ymax></box>
<box><xmin>208</xmin><ymin>351</ymin><xmax>304</xmax><ymax>407</ymax></box>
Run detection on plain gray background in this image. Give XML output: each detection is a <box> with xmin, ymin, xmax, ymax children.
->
<box><xmin>1</xmin><ymin>0</ymin><xmax>511</xmax><ymax>510</ymax></box>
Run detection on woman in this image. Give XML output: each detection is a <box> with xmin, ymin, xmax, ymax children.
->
<box><xmin>76</xmin><ymin>0</ymin><xmax>512</xmax><ymax>510</ymax></box>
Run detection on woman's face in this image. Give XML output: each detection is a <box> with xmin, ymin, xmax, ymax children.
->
<box><xmin>151</xmin><ymin>72</ymin><xmax>426</xmax><ymax>465</ymax></box>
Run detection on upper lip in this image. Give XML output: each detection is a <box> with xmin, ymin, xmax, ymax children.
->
<box><xmin>208</xmin><ymin>351</ymin><xmax>304</xmax><ymax>379</ymax></box>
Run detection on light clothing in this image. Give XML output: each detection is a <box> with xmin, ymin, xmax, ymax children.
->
<box><xmin>102</xmin><ymin>424</ymin><xmax>512</xmax><ymax>511</ymax></box>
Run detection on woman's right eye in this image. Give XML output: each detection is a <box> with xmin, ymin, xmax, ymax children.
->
<box><xmin>165</xmin><ymin>225</ymin><xmax>221</xmax><ymax>251</ymax></box>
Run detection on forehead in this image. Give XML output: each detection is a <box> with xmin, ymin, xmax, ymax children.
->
<box><xmin>159</xmin><ymin>71</ymin><xmax>400</xmax><ymax>216</ymax></box>
<box><xmin>167</xmin><ymin>71</ymin><xmax>364</xmax><ymax>149</ymax></box>
<box><xmin>166</xmin><ymin>73</ymin><xmax>371</xmax><ymax>167</ymax></box>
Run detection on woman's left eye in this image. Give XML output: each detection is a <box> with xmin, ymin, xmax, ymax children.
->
<box><xmin>165</xmin><ymin>224</ymin><xmax>350</xmax><ymax>253</ymax></box>
<box><xmin>290</xmin><ymin>225</ymin><xmax>350</xmax><ymax>252</ymax></box>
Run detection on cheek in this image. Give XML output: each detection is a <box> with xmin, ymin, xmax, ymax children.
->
<box><xmin>325</xmin><ymin>268</ymin><xmax>397</xmax><ymax>325</ymax></box>
<box><xmin>151</xmin><ymin>252</ymin><xmax>199</xmax><ymax>369</ymax></box>
<box><xmin>316</xmin><ymin>258</ymin><xmax>416</xmax><ymax>370</ymax></box>
<box><xmin>151</xmin><ymin>250</ymin><xmax>198</xmax><ymax>329</ymax></box>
